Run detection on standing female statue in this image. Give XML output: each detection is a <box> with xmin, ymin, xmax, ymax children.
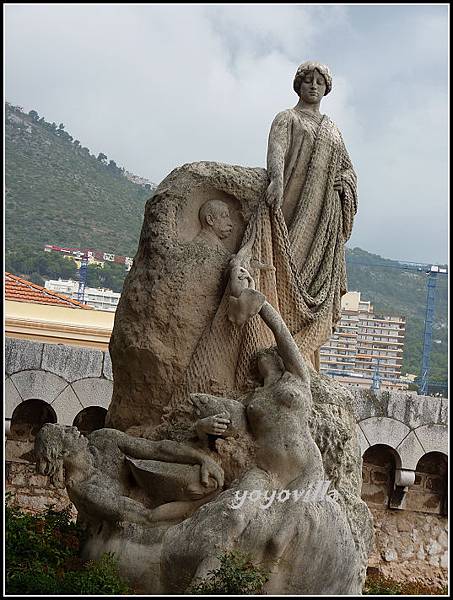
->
<box><xmin>236</xmin><ymin>60</ymin><xmax>358</xmax><ymax>371</ymax></box>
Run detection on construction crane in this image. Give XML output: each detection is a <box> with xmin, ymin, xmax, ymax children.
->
<box><xmin>77</xmin><ymin>253</ymin><xmax>89</xmax><ymax>304</ymax></box>
<box><xmin>346</xmin><ymin>258</ymin><xmax>448</xmax><ymax>395</ymax></box>
<box><xmin>419</xmin><ymin>266</ymin><xmax>447</xmax><ymax>395</ymax></box>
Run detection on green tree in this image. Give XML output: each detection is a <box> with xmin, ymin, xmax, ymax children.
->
<box><xmin>189</xmin><ymin>550</ymin><xmax>270</xmax><ymax>595</ymax></box>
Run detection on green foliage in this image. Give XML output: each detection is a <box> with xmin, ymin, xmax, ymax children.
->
<box><xmin>189</xmin><ymin>549</ymin><xmax>270</xmax><ymax>595</ymax></box>
<box><xmin>5</xmin><ymin>102</ymin><xmax>153</xmax><ymax>257</ymax></box>
<box><xmin>6</xmin><ymin>499</ymin><xmax>130</xmax><ymax>595</ymax></box>
<box><xmin>5</xmin><ymin>244</ymin><xmax>79</xmax><ymax>286</ymax></box>
<box><xmin>363</xmin><ymin>571</ymin><xmax>447</xmax><ymax>595</ymax></box>
<box><xmin>86</xmin><ymin>261</ymin><xmax>127</xmax><ymax>293</ymax></box>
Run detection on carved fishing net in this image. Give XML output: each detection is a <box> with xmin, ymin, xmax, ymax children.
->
<box><xmin>159</xmin><ymin>115</ymin><xmax>357</xmax><ymax>431</ymax></box>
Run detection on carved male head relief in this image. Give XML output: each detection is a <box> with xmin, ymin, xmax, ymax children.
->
<box><xmin>198</xmin><ymin>199</ymin><xmax>233</xmax><ymax>243</ymax></box>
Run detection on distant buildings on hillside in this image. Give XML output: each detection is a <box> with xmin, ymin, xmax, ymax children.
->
<box><xmin>45</xmin><ymin>279</ymin><xmax>120</xmax><ymax>312</ymax></box>
<box><xmin>123</xmin><ymin>170</ymin><xmax>155</xmax><ymax>189</ymax></box>
<box><xmin>320</xmin><ymin>291</ymin><xmax>407</xmax><ymax>390</ymax></box>
<box><xmin>44</xmin><ymin>244</ymin><xmax>133</xmax><ymax>270</ymax></box>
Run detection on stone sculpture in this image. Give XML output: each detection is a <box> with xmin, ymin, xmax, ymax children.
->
<box><xmin>34</xmin><ymin>424</ymin><xmax>224</xmax><ymax>525</ymax></box>
<box><xmin>195</xmin><ymin>199</ymin><xmax>233</xmax><ymax>250</ymax></box>
<box><xmin>35</xmin><ymin>61</ymin><xmax>372</xmax><ymax>594</ymax></box>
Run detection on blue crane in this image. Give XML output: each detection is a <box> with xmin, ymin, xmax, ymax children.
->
<box><xmin>77</xmin><ymin>253</ymin><xmax>89</xmax><ymax>304</ymax></box>
<box><xmin>346</xmin><ymin>258</ymin><xmax>448</xmax><ymax>395</ymax></box>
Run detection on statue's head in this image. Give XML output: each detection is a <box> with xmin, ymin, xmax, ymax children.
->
<box><xmin>253</xmin><ymin>346</ymin><xmax>285</xmax><ymax>382</ymax></box>
<box><xmin>34</xmin><ymin>423</ymin><xmax>89</xmax><ymax>482</ymax></box>
<box><xmin>198</xmin><ymin>199</ymin><xmax>233</xmax><ymax>240</ymax></box>
<box><xmin>293</xmin><ymin>61</ymin><xmax>332</xmax><ymax>100</ymax></box>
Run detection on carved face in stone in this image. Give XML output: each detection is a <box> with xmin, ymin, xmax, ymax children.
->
<box><xmin>199</xmin><ymin>200</ymin><xmax>233</xmax><ymax>240</ymax></box>
<box><xmin>61</xmin><ymin>425</ymin><xmax>89</xmax><ymax>455</ymax></box>
<box><xmin>256</xmin><ymin>349</ymin><xmax>285</xmax><ymax>382</ymax></box>
<box><xmin>298</xmin><ymin>69</ymin><xmax>327</xmax><ymax>104</ymax></box>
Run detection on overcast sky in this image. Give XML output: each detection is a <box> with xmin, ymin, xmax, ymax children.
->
<box><xmin>5</xmin><ymin>3</ymin><xmax>449</xmax><ymax>264</ymax></box>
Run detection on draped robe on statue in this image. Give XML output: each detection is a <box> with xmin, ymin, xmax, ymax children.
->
<box><xmin>160</xmin><ymin>107</ymin><xmax>358</xmax><ymax>427</ymax></box>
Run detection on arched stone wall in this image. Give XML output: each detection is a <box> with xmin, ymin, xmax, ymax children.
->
<box><xmin>6</xmin><ymin>338</ymin><xmax>113</xmax><ymax>427</ymax></box>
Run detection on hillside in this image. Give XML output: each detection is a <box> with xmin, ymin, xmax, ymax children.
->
<box><xmin>5</xmin><ymin>103</ymin><xmax>448</xmax><ymax>387</ymax></box>
<box><xmin>5</xmin><ymin>103</ymin><xmax>153</xmax><ymax>257</ymax></box>
<box><xmin>345</xmin><ymin>248</ymin><xmax>447</xmax><ymax>384</ymax></box>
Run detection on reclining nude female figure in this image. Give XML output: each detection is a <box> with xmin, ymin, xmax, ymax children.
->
<box><xmin>160</xmin><ymin>273</ymin><xmax>332</xmax><ymax>591</ymax></box>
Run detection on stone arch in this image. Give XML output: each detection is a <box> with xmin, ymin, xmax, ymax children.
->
<box><xmin>9</xmin><ymin>399</ymin><xmax>57</xmax><ymax>441</ymax></box>
<box><xmin>72</xmin><ymin>378</ymin><xmax>113</xmax><ymax>409</ymax></box>
<box><xmin>10</xmin><ymin>369</ymin><xmax>68</xmax><ymax>406</ymax></box>
<box><xmin>5</xmin><ymin>377</ymin><xmax>22</xmax><ymax>419</ymax></box>
<box><xmin>358</xmin><ymin>416</ymin><xmax>409</xmax><ymax>461</ymax></box>
<box><xmin>414</xmin><ymin>424</ymin><xmax>448</xmax><ymax>456</ymax></box>
<box><xmin>404</xmin><ymin>452</ymin><xmax>448</xmax><ymax>515</ymax></box>
<box><xmin>361</xmin><ymin>444</ymin><xmax>400</xmax><ymax>508</ymax></box>
<box><xmin>73</xmin><ymin>406</ymin><xmax>107</xmax><ymax>435</ymax></box>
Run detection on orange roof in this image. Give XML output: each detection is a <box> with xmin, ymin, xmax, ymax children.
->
<box><xmin>5</xmin><ymin>272</ymin><xmax>93</xmax><ymax>309</ymax></box>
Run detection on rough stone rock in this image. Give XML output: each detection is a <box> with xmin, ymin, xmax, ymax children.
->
<box><xmin>106</xmin><ymin>161</ymin><xmax>268</xmax><ymax>432</ymax></box>
<box><xmin>383</xmin><ymin>549</ymin><xmax>397</xmax><ymax>562</ymax></box>
<box><xmin>426</xmin><ymin>540</ymin><xmax>442</xmax><ymax>556</ymax></box>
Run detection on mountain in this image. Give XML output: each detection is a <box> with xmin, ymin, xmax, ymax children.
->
<box><xmin>5</xmin><ymin>103</ymin><xmax>448</xmax><ymax>386</ymax></box>
<box><xmin>5</xmin><ymin>102</ymin><xmax>154</xmax><ymax>257</ymax></box>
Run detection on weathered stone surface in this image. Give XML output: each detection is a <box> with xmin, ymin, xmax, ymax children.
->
<box><xmin>415</xmin><ymin>424</ymin><xmax>448</xmax><ymax>456</ymax></box>
<box><xmin>6</xmin><ymin>338</ymin><xmax>43</xmax><ymax>375</ymax></box>
<box><xmin>359</xmin><ymin>417</ymin><xmax>410</xmax><ymax>454</ymax></box>
<box><xmin>103</xmin><ymin>351</ymin><xmax>113</xmax><ymax>380</ymax></box>
<box><xmin>396</xmin><ymin>430</ymin><xmax>426</xmax><ymax>471</ymax></box>
<box><xmin>42</xmin><ymin>343</ymin><xmax>103</xmax><ymax>382</ymax></box>
<box><xmin>369</xmin><ymin>508</ymin><xmax>447</xmax><ymax>587</ymax></box>
<box><xmin>439</xmin><ymin>398</ymin><xmax>448</xmax><ymax>424</ymax></box>
<box><xmin>11</xmin><ymin>369</ymin><xmax>68</xmax><ymax>404</ymax></box>
<box><xmin>72</xmin><ymin>378</ymin><xmax>113</xmax><ymax>409</ymax></box>
<box><xmin>383</xmin><ymin>549</ymin><xmax>397</xmax><ymax>562</ymax></box>
<box><xmin>356</xmin><ymin>424</ymin><xmax>370</xmax><ymax>455</ymax></box>
<box><xmin>351</xmin><ymin>388</ymin><xmax>389</xmax><ymax>421</ymax></box>
<box><xmin>51</xmin><ymin>386</ymin><xmax>84</xmax><ymax>425</ymax></box>
<box><xmin>107</xmin><ymin>161</ymin><xmax>267</xmax><ymax>432</ymax></box>
<box><xmin>5</xmin><ymin>377</ymin><xmax>23</xmax><ymax>418</ymax></box>
<box><xmin>387</xmin><ymin>394</ymin><xmax>442</xmax><ymax>429</ymax></box>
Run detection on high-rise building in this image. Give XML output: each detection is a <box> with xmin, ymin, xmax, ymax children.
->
<box><xmin>320</xmin><ymin>291</ymin><xmax>406</xmax><ymax>390</ymax></box>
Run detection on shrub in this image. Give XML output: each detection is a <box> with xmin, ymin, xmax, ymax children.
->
<box><xmin>5</xmin><ymin>499</ymin><xmax>130</xmax><ymax>595</ymax></box>
<box><xmin>189</xmin><ymin>549</ymin><xmax>270</xmax><ymax>595</ymax></box>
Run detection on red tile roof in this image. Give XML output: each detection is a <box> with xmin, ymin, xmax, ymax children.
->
<box><xmin>5</xmin><ymin>272</ymin><xmax>93</xmax><ymax>309</ymax></box>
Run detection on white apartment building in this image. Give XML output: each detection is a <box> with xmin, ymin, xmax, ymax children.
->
<box><xmin>320</xmin><ymin>291</ymin><xmax>407</xmax><ymax>390</ymax></box>
<box><xmin>44</xmin><ymin>279</ymin><xmax>121</xmax><ymax>312</ymax></box>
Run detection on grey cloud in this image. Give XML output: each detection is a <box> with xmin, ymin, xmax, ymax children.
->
<box><xmin>5</xmin><ymin>4</ymin><xmax>448</xmax><ymax>263</ymax></box>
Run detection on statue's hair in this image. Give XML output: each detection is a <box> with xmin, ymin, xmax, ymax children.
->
<box><xmin>198</xmin><ymin>199</ymin><xmax>229</xmax><ymax>226</ymax></box>
<box><xmin>293</xmin><ymin>61</ymin><xmax>332</xmax><ymax>96</ymax></box>
<box><xmin>252</xmin><ymin>346</ymin><xmax>285</xmax><ymax>380</ymax></box>
<box><xmin>34</xmin><ymin>423</ymin><xmax>66</xmax><ymax>482</ymax></box>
